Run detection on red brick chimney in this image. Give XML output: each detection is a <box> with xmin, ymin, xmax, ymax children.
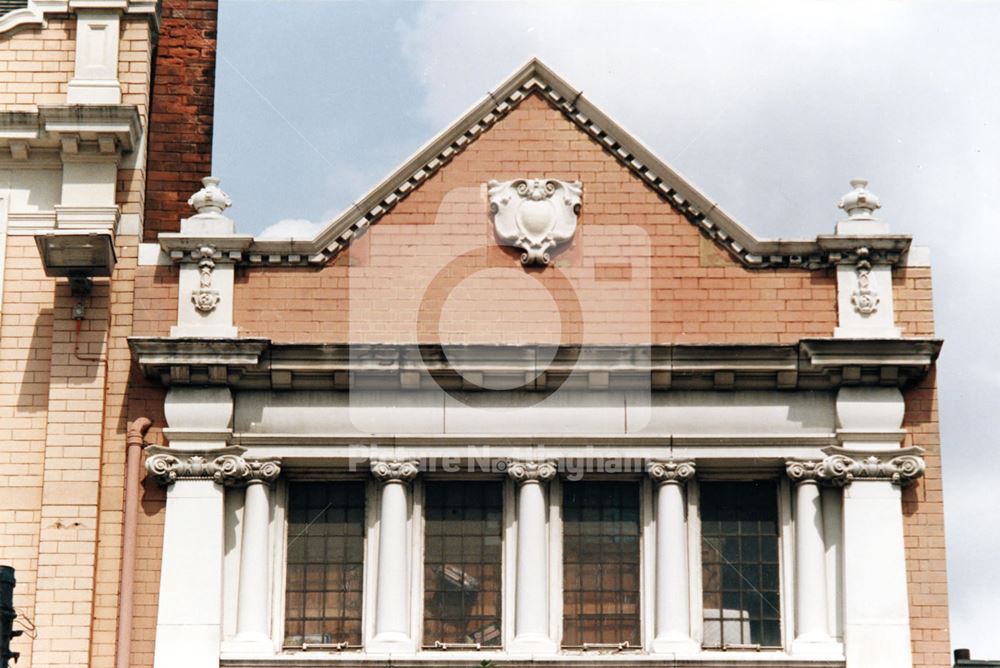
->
<box><xmin>143</xmin><ymin>0</ymin><xmax>218</xmax><ymax>241</ymax></box>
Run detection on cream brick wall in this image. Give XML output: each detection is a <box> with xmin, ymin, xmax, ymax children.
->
<box><xmin>0</xmin><ymin>18</ymin><xmax>76</xmax><ymax>111</ymax></box>
<box><xmin>0</xmin><ymin>10</ymin><xmax>156</xmax><ymax>668</ymax></box>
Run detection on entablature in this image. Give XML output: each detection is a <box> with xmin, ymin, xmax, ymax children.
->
<box><xmin>127</xmin><ymin>338</ymin><xmax>941</xmax><ymax>391</ymax></box>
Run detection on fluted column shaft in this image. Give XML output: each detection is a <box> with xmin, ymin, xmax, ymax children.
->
<box><xmin>647</xmin><ymin>460</ymin><xmax>698</xmax><ymax>655</ymax></box>
<box><xmin>508</xmin><ymin>460</ymin><xmax>557</xmax><ymax>653</ymax></box>
<box><xmin>370</xmin><ymin>460</ymin><xmax>419</xmax><ymax>649</ymax></box>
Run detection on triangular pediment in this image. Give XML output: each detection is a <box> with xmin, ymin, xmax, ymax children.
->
<box><xmin>220</xmin><ymin>58</ymin><xmax>910</xmax><ymax>269</ymax></box>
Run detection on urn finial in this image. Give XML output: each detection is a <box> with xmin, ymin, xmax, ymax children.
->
<box><xmin>837</xmin><ymin>178</ymin><xmax>880</xmax><ymax>219</ymax></box>
<box><xmin>188</xmin><ymin>176</ymin><xmax>232</xmax><ymax>216</ymax></box>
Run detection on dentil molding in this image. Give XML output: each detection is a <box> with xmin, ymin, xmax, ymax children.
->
<box><xmin>647</xmin><ymin>459</ymin><xmax>696</xmax><ymax>484</ymax></box>
<box><xmin>506</xmin><ymin>460</ymin><xmax>557</xmax><ymax>484</ymax></box>
<box><xmin>488</xmin><ymin>178</ymin><xmax>582</xmax><ymax>265</ymax></box>
<box><xmin>786</xmin><ymin>446</ymin><xmax>925</xmax><ymax>486</ymax></box>
<box><xmin>144</xmin><ymin>446</ymin><xmax>280</xmax><ymax>487</ymax></box>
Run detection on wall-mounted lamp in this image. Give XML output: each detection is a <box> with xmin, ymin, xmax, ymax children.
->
<box><xmin>34</xmin><ymin>231</ymin><xmax>116</xmax><ymax>319</ymax></box>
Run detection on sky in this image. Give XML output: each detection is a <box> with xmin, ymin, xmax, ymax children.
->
<box><xmin>212</xmin><ymin>0</ymin><xmax>1000</xmax><ymax>655</ymax></box>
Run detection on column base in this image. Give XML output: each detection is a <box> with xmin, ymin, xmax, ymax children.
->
<box><xmin>651</xmin><ymin>635</ymin><xmax>700</xmax><ymax>656</ymax></box>
<box><xmin>221</xmin><ymin>634</ymin><xmax>275</xmax><ymax>656</ymax></box>
<box><xmin>368</xmin><ymin>632</ymin><xmax>417</xmax><ymax>654</ymax></box>
<box><xmin>508</xmin><ymin>633</ymin><xmax>558</xmax><ymax>655</ymax></box>
<box><xmin>791</xmin><ymin>635</ymin><xmax>844</xmax><ymax>658</ymax></box>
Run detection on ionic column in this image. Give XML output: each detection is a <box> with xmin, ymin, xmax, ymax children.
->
<box><xmin>785</xmin><ymin>461</ymin><xmax>836</xmax><ymax>655</ymax></box>
<box><xmin>819</xmin><ymin>446</ymin><xmax>925</xmax><ymax>667</ymax></box>
<box><xmin>647</xmin><ymin>460</ymin><xmax>698</xmax><ymax>655</ymax></box>
<box><xmin>232</xmin><ymin>460</ymin><xmax>281</xmax><ymax>651</ymax></box>
<box><xmin>145</xmin><ymin>446</ymin><xmax>249</xmax><ymax>668</ymax></box>
<box><xmin>507</xmin><ymin>460</ymin><xmax>557</xmax><ymax>654</ymax></box>
<box><xmin>369</xmin><ymin>460</ymin><xmax>419</xmax><ymax>652</ymax></box>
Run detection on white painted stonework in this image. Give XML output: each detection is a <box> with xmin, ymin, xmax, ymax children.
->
<box><xmin>67</xmin><ymin>10</ymin><xmax>122</xmax><ymax>105</ymax></box>
<box><xmin>833</xmin><ymin>180</ymin><xmax>902</xmax><ymax>339</ymax></box>
<box><xmin>488</xmin><ymin>178</ymin><xmax>582</xmax><ymax>265</ymax></box>
<box><xmin>165</xmin><ymin>178</ymin><xmax>251</xmax><ymax>338</ymax></box>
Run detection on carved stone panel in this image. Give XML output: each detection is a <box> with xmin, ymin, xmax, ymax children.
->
<box><xmin>488</xmin><ymin>178</ymin><xmax>582</xmax><ymax>265</ymax></box>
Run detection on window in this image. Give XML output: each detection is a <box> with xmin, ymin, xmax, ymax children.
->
<box><xmin>562</xmin><ymin>480</ymin><xmax>641</xmax><ymax>647</ymax></box>
<box><xmin>700</xmin><ymin>481</ymin><xmax>781</xmax><ymax>649</ymax></box>
<box><xmin>423</xmin><ymin>481</ymin><xmax>504</xmax><ymax>648</ymax></box>
<box><xmin>284</xmin><ymin>481</ymin><xmax>365</xmax><ymax>648</ymax></box>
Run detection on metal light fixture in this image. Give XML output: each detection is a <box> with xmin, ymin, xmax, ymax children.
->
<box><xmin>34</xmin><ymin>231</ymin><xmax>116</xmax><ymax>295</ymax></box>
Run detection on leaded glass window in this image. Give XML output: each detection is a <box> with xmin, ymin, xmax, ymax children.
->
<box><xmin>423</xmin><ymin>481</ymin><xmax>504</xmax><ymax>647</ymax></box>
<box><xmin>700</xmin><ymin>480</ymin><xmax>781</xmax><ymax>649</ymax></box>
<box><xmin>284</xmin><ymin>481</ymin><xmax>365</xmax><ymax>648</ymax></box>
<box><xmin>562</xmin><ymin>480</ymin><xmax>641</xmax><ymax>647</ymax></box>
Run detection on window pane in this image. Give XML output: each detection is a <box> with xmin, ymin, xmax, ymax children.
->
<box><xmin>423</xmin><ymin>481</ymin><xmax>503</xmax><ymax>647</ymax></box>
<box><xmin>700</xmin><ymin>481</ymin><xmax>781</xmax><ymax>649</ymax></box>
<box><xmin>284</xmin><ymin>481</ymin><xmax>365</xmax><ymax>647</ymax></box>
<box><xmin>562</xmin><ymin>481</ymin><xmax>641</xmax><ymax>647</ymax></box>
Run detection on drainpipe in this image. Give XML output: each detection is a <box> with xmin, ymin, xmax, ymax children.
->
<box><xmin>116</xmin><ymin>417</ymin><xmax>152</xmax><ymax>668</ymax></box>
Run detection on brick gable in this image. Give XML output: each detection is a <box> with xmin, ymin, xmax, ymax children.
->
<box><xmin>233</xmin><ymin>93</ymin><xmax>837</xmax><ymax>344</ymax></box>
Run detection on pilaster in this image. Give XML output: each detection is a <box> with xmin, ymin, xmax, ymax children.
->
<box><xmin>67</xmin><ymin>9</ymin><xmax>123</xmax><ymax>105</ymax></box>
<box><xmin>147</xmin><ymin>385</ymin><xmax>236</xmax><ymax>668</ymax></box>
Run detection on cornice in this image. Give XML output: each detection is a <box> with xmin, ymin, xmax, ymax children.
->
<box><xmin>0</xmin><ymin>105</ymin><xmax>142</xmax><ymax>156</ymax></box>
<box><xmin>161</xmin><ymin>58</ymin><xmax>911</xmax><ymax>270</ymax></box>
<box><xmin>128</xmin><ymin>338</ymin><xmax>941</xmax><ymax>391</ymax></box>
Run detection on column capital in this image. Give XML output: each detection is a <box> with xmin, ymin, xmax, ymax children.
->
<box><xmin>370</xmin><ymin>459</ymin><xmax>420</xmax><ymax>484</ymax></box>
<box><xmin>647</xmin><ymin>459</ymin><xmax>696</xmax><ymax>485</ymax></box>
<box><xmin>144</xmin><ymin>446</ymin><xmax>281</xmax><ymax>487</ymax></box>
<box><xmin>787</xmin><ymin>447</ymin><xmax>925</xmax><ymax>487</ymax></box>
<box><xmin>506</xmin><ymin>460</ymin><xmax>557</xmax><ymax>484</ymax></box>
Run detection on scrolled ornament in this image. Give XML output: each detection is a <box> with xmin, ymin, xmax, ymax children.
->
<box><xmin>370</xmin><ymin>459</ymin><xmax>420</xmax><ymax>484</ymax></box>
<box><xmin>246</xmin><ymin>459</ymin><xmax>281</xmax><ymax>484</ymax></box>
<box><xmin>145</xmin><ymin>452</ymin><xmax>181</xmax><ymax>485</ymax></box>
<box><xmin>506</xmin><ymin>460</ymin><xmax>557</xmax><ymax>484</ymax></box>
<box><xmin>647</xmin><ymin>459</ymin><xmax>696</xmax><ymax>485</ymax></box>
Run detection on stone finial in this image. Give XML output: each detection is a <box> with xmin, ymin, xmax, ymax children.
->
<box><xmin>188</xmin><ymin>176</ymin><xmax>232</xmax><ymax>216</ymax></box>
<box><xmin>837</xmin><ymin>178</ymin><xmax>881</xmax><ymax>219</ymax></box>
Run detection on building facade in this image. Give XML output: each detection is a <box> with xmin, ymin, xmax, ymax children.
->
<box><xmin>1</xmin><ymin>4</ymin><xmax>950</xmax><ymax>668</ymax></box>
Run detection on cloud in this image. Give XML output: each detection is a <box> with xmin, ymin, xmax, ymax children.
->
<box><xmin>258</xmin><ymin>218</ymin><xmax>324</xmax><ymax>240</ymax></box>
